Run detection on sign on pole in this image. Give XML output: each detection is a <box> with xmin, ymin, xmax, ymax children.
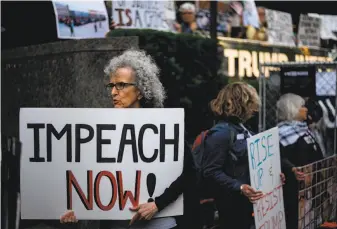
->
<box><xmin>297</xmin><ymin>14</ymin><xmax>321</xmax><ymax>48</ymax></box>
<box><xmin>247</xmin><ymin>127</ymin><xmax>286</xmax><ymax>229</ymax></box>
<box><xmin>20</xmin><ymin>108</ymin><xmax>184</xmax><ymax>220</ymax></box>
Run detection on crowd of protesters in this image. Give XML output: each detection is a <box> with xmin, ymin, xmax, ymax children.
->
<box><xmin>55</xmin><ymin>49</ymin><xmax>327</xmax><ymax>229</ymax></box>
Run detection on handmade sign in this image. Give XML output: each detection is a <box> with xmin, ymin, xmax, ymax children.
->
<box><xmin>20</xmin><ymin>108</ymin><xmax>184</xmax><ymax>220</ymax></box>
<box><xmin>247</xmin><ymin>127</ymin><xmax>286</xmax><ymax>229</ymax></box>
<box><xmin>112</xmin><ymin>0</ymin><xmax>176</xmax><ymax>31</ymax></box>
<box><xmin>265</xmin><ymin>9</ymin><xmax>295</xmax><ymax>47</ymax></box>
<box><xmin>297</xmin><ymin>14</ymin><xmax>321</xmax><ymax>48</ymax></box>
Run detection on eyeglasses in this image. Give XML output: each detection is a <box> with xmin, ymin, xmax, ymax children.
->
<box><xmin>105</xmin><ymin>82</ymin><xmax>137</xmax><ymax>91</ymax></box>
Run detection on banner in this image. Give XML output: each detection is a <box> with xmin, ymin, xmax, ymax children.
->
<box><xmin>112</xmin><ymin>0</ymin><xmax>176</xmax><ymax>31</ymax></box>
<box><xmin>52</xmin><ymin>0</ymin><xmax>109</xmax><ymax>39</ymax></box>
<box><xmin>20</xmin><ymin>108</ymin><xmax>184</xmax><ymax>220</ymax></box>
<box><xmin>265</xmin><ymin>9</ymin><xmax>295</xmax><ymax>47</ymax></box>
<box><xmin>280</xmin><ymin>66</ymin><xmax>316</xmax><ymax>97</ymax></box>
<box><xmin>298</xmin><ymin>14</ymin><xmax>321</xmax><ymax>48</ymax></box>
<box><xmin>219</xmin><ymin>37</ymin><xmax>331</xmax><ymax>78</ymax></box>
<box><xmin>247</xmin><ymin>127</ymin><xmax>286</xmax><ymax>229</ymax></box>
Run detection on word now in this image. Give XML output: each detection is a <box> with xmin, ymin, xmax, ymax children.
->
<box><xmin>249</xmin><ymin>133</ymin><xmax>274</xmax><ymax>170</ymax></box>
<box><xmin>26</xmin><ymin>123</ymin><xmax>179</xmax><ymax>163</ymax></box>
<box><xmin>67</xmin><ymin>170</ymin><xmax>141</xmax><ymax>211</ymax></box>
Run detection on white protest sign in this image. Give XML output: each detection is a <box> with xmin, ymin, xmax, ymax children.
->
<box><xmin>265</xmin><ymin>9</ymin><xmax>296</xmax><ymax>47</ymax></box>
<box><xmin>112</xmin><ymin>0</ymin><xmax>176</xmax><ymax>31</ymax></box>
<box><xmin>308</xmin><ymin>13</ymin><xmax>337</xmax><ymax>41</ymax></box>
<box><xmin>20</xmin><ymin>108</ymin><xmax>184</xmax><ymax>220</ymax></box>
<box><xmin>298</xmin><ymin>14</ymin><xmax>321</xmax><ymax>48</ymax></box>
<box><xmin>247</xmin><ymin>127</ymin><xmax>286</xmax><ymax>229</ymax></box>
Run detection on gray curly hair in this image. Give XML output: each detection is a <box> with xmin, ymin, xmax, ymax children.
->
<box><xmin>104</xmin><ymin>49</ymin><xmax>166</xmax><ymax>108</ymax></box>
<box><xmin>276</xmin><ymin>93</ymin><xmax>305</xmax><ymax>121</ymax></box>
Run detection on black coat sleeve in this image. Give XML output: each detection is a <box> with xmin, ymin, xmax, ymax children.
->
<box><xmin>154</xmin><ymin>142</ymin><xmax>195</xmax><ymax>211</ymax></box>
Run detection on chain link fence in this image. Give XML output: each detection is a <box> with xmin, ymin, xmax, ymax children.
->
<box><xmin>258</xmin><ymin>61</ymin><xmax>337</xmax><ymax>229</ymax></box>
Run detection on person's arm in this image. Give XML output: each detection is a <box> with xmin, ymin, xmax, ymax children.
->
<box><xmin>154</xmin><ymin>142</ymin><xmax>193</xmax><ymax>211</ymax></box>
<box><xmin>280</xmin><ymin>144</ymin><xmax>295</xmax><ymax>172</ymax></box>
<box><xmin>202</xmin><ymin>133</ymin><xmax>243</xmax><ymax>192</ymax></box>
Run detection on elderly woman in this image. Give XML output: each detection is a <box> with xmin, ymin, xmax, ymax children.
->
<box><xmin>277</xmin><ymin>93</ymin><xmax>324</xmax><ymax>229</ymax></box>
<box><xmin>202</xmin><ymin>82</ymin><xmax>285</xmax><ymax>229</ymax></box>
<box><xmin>60</xmin><ymin>50</ymin><xmax>201</xmax><ymax>229</ymax></box>
<box><xmin>174</xmin><ymin>2</ymin><xmax>198</xmax><ymax>34</ymax></box>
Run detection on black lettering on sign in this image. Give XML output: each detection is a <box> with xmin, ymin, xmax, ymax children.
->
<box><xmin>27</xmin><ymin>123</ymin><xmax>45</xmax><ymax>162</ymax></box>
<box><xmin>75</xmin><ymin>124</ymin><xmax>94</xmax><ymax>162</ymax></box>
<box><xmin>160</xmin><ymin>124</ymin><xmax>179</xmax><ymax>162</ymax></box>
<box><xmin>97</xmin><ymin>124</ymin><xmax>116</xmax><ymax>163</ymax></box>
<box><xmin>118</xmin><ymin>124</ymin><xmax>138</xmax><ymax>163</ymax></box>
<box><xmin>46</xmin><ymin>124</ymin><xmax>72</xmax><ymax>162</ymax></box>
<box><xmin>135</xmin><ymin>9</ymin><xmax>143</xmax><ymax>27</ymax></box>
<box><xmin>138</xmin><ymin>124</ymin><xmax>159</xmax><ymax>163</ymax></box>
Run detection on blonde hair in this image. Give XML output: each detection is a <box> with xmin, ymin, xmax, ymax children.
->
<box><xmin>210</xmin><ymin>82</ymin><xmax>260</xmax><ymax>122</ymax></box>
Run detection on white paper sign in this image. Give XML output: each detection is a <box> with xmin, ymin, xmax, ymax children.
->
<box><xmin>247</xmin><ymin>127</ymin><xmax>286</xmax><ymax>229</ymax></box>
<box><xmin>308</xmin><ymin>13</ymin><xmax>337</xmax><ymax>41</ymax></box>
<box><xmin>52</xmin><ymin>0</ymin><xmax>110</xmax><ymax>39</ymax></box>
<box><xmin>298</xmin><ymin>14</ymin><xmax>321</xmax><ymax>48</ymax></box>
<box><xmin>265</xmin><ymin>9</ymin><xmax>296</xmax><ymax>47</ymax></box>
<box><xmin>20</xmin><ymin>108</ymin><xmax>184</xmax><ymax>220</ymax></box>
<box><xmin>112</xmin><ymin>0</ymin><xmax>176</xmax><ymax>31</ymax></box>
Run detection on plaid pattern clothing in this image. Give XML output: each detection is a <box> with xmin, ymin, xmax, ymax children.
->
<box><xmin>278</xmin><ymin>121</ymin><xmax>311</xmax><ymax>147</ymax></box>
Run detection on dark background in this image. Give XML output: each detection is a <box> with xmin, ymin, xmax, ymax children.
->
<box><xmin>2</xmin><ymin>1</ymin><xmax>337</xmax><ymax>49</ymax></box>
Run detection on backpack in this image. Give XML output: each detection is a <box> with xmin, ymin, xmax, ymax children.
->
<box><xmin>191</xmin><ymin>123</ymin><xmax>235</xmax><ymax>199</ymax></box>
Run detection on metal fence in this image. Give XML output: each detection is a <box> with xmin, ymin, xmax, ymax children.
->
<box><xmin>258</xmin><ymin>61</ymin><xmax>337</xmax><ymax>229</ymax></box>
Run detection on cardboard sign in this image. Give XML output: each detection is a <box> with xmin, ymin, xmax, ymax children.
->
<box><xmin>112</xmin><ymin>0</ymin><xmax>176</xmax><ymax>31</ymax></box>
<box><xmin>247</xmin><ymin>127</ymin><xmax>286</xmax><ymax>229</ymax></box>
<box><xmin>265</xmin><ymin>9</ymin><xmax>296</xmax><ymax>47</ymax></box>
<box><xmin>298</xmin><ymin>14</ymin><xmax>321</xmax><ymax>48</ymax></box>
<box><xmin>280</xmin><ymin>66</ymin><xmax>316</xmax><ymax>97</ymax></box>
<box><xmin>20</xmin><ymin>108</ymin><xmax>184</xmax><ymax>220</ymax></box>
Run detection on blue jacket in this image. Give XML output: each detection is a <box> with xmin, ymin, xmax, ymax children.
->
<box><xmin>202</xmin><ymin>117</ymin><xmax>253</xmax><ymax>194</ymax></box>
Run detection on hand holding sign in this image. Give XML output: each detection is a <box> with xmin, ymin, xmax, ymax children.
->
<box><xmin>60</xmin><ymin>210</ymin><xmax>78</xmax><ymax>223</ymax></box>
<box><xmin>240</xmin><ymin>184</ymin><xmax>264</xmax><ymax>203</ymax></box>
<box><xmin>129</xmin><ymin>202</ymin><xmax>158</xmax><ymax>225</ymax></box>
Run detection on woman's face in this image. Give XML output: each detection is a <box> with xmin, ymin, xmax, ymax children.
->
<box><xmin>181</xmin><ymin>10</ymin><xmax>195</xmax><ymax>23</ymax></box>
<box><xmin>108</xmin><ymin>67</ymin><xmax>142</xmax><ymax>108</ymax></box>
<box><xmin>296</xmin><ymin>105</ymin><xmax>308</xmax><ymax>121</ymax></box>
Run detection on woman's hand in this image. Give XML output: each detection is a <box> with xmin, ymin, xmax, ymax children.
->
<box><xmin>240</xmin><ymin>184</ymin><xmax>264</xmax><ymax>203</ymax></box>
<box><xmin>60</xmin><ymin>210</ymin><xmax>78</xmax><ymax>223</ymax></box>
<box><xmin>280</xmin><ymin>173</ymin><xmax>286</xmax><ymax>185</ymax></box>
<box><xmin>129</xmin><ymin>202</ymin><xmax>158</xmax><ymax>225</ymax></box>
<box><xmin>292</xmin><ymin>167</ymin><xmax>305</xmax><ymax>181</ymax></box>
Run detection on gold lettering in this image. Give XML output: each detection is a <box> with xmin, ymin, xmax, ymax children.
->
<box><xmin>252</xmin><ymin>51</ymin><xmax>260</xmax><ymax>77</ymax></box>
<box><xmin>224</xmin><ymin>49</ymin><xmax>238</xmax><ymax>77</ymax></box>
<box><xmin>239</xmin><ymin>50</ymin><xmax>252</xmax><ymax>78</ymax></box>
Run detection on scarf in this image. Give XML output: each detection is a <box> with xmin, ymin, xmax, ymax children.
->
<box><xmin>278</xmin><ymin>121</ymin><xmax>309</xmax><ymax>147</ymax></box>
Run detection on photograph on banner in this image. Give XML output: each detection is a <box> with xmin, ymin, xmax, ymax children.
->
<box><xmin>247</xmin><ymin>127</ymin><xmax>286</xmax><ymax>229</ymax></box>
<box><xmin>52</xmin><ymin>0</ymin><xmax>109</xmax><ymax>39</ymax></box>
<box><xmin>297</xmin><ymin>14</ymin><xmax>321</xmax><ymax>48</ymax></box>
<box><xmin>265</xmin><ymin>9</ymin><xmax>296</xmax><ymax>47</ymax></box>
<box><xmin>112</xmin><ymin>0</ymin><xmax>176</xmax><ymax>31</ymax></box>
<box><xmin>19</xmin><ymin>108</ymin><xmax>184</xmax><ymax>220</ymax></box>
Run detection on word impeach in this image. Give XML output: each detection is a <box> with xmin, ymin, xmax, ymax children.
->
<box><xmin>27</xmin><ymin>123</ymin><xmax>179</xmax><ymax>163</ymax></box>
<box><xmin>20</xmin><ymin>108</ymin><xmax>185</xmax><ymax>220</ymax></box>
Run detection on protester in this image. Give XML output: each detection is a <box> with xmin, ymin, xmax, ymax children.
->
<box><xmin>174</xmin><ymin>3</ymin><xmax>198</xmax><ymax>34</ymax></box>
<box><xmin>202</xmin><ymin>82</ymin><xmax>285</xmax><ymax>229</ymax></box>
<box><xmin>60</xmin><ymin>49</ymin><xmax>201</xmax><ymax>229</ymax></box>
<box><xmin>276</xmin><ymin>93</ymin><xmax>324</xmax><ymax>229</ymax></box>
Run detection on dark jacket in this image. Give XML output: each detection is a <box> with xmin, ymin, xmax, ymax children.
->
<box><xmin>202</xmin><ymin>117</ymin><xmax>254</xmax><ymax>229</ymax></box>
<box><xmin>154</xmin><ymin>141</ymin><xmax>201</xmax><ymax>229</ymax></box>
<box><xmin>280</xmin><ymin>131</ymin><xmax>324</xmax><ymax>229</ymax></box>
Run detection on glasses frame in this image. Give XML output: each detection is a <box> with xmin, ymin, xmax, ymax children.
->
<box><xmin>105</xmin><ymin>82</ymin><xmax>137</xmax><ymax>91</ymax></box>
